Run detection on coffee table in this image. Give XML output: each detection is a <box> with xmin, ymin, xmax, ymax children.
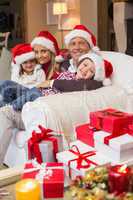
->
<box><xmin>0</xmin><ymin>166</ymin><xmax>71</xmax><ymax>200</ymax></box>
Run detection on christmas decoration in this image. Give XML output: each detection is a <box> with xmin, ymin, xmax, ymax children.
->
<box><xmin>65</xmin><ymin>165</ymin><xmax>133</xmax><ymax>200</ymax></box>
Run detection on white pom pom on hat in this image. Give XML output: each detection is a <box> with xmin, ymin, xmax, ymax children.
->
<box><xmin>55</xmin><ymin>49</ymin><xmax>71</xmax><ymax>63</ymax></box>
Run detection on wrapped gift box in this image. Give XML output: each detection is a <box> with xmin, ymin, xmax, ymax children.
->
<box><xmin>94</xmin><ymin>131</ymin><xmax>133</xmax><ymax>162</ymax></box>
<box><xmin>75</xmin><ymin>123</ymin><xmax>100</xmax><ymax>147</ymax></box>
<box><xmin>112</xmin><ymin>156</ymin><xmax>133</xmax><ymax>166</ymax></box>
<box><xmin>56</xmin><ymin>140</ymin><xmax>110</xmax><ymax>180</ymax></box>
<box><xmin>127</xmin><ymin>124</ymin><xmax>133</xmax><ymax>136</ymax></box>
<box><xmin>90</xmin><ymin>108</ymin><xmax>133</xmax><ymax>135</ymax></box>
<box><xmin>28</xmin><ymin>125</ymin><xmax>63</xmax><ymax>164</ymax></box>
<box><xmin>22</xmin><ymin>161</ymin><xmax>64</xmax><ymax>199</ymax></box>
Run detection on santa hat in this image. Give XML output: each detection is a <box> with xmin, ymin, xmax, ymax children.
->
<box><xmin>55</xmin><ymin>48</ymin><xmax>71</xmax><ymax>63</ymax></box>
<box><xmin>12</xmin><ymin>43</ymin><xmax>35</xmax><ymax>65</ymax></box>
<box><xmin>31</xmin><ymin>30</ymin><xmax>59</xmax><ymax>56</ymax></box>
<box><xmin>78</xmin><ymin>53</ymin><xmax>113</xmax><ymax>86</ymax></box>
<box><xmin>65</xmin><ymin>24</ymin><xmax>100</xmax><ymax>53</ymax></box>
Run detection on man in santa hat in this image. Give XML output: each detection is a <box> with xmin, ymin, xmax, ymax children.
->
<box><xmin>37</xmin><ymin>24</ymin><xmax>113</xmax><ymax>92</ymax></box>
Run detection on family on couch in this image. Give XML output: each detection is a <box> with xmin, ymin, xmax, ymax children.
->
<box><xmin>0</xmin><ymin>24</ymin><xmax>113</xmax><ymax>165</ymax></box>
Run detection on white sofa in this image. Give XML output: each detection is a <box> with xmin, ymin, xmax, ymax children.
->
<box><xmin>4</xmin><ymin>51</ymin><xmax>133</xmax><ymax>167</ymax></box>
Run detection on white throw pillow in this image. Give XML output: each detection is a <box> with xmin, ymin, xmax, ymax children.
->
<box><xmin>101</xmin><ymin>51</ymin><xmax>133</xmax><ymax>94</ymax></box>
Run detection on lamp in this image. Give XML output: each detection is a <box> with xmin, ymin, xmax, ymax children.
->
<box><xmin>53</xmin><ymin>2</ymin><xmax>68</xmax><ymax>47</ymax></box>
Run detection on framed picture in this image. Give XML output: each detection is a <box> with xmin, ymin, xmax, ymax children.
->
<box><xmin>46</xmin><ymin>2</ymin><xmax>58</xmax><ymax>25</ymax></box>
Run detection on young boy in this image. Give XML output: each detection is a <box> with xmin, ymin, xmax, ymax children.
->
<box><xmin>38</xmin><ymin>51</ymin><xmax>113</xmax><ymax>94</ymax></box>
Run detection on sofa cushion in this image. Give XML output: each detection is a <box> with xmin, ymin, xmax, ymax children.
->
<box><xmin>101</xmin><ymin>51</ymin><xmax>133</xmax><ymax>94</ymax></box>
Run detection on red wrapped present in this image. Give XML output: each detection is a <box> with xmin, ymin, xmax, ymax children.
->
<box><xmin>22</xmin><ymin>160</ymin><xmax>64</xmax><ymax>198</ymax></box>
<box><xmin>75</xmin><ymin>123</ymin><xmax>100</xmax><ymax>147</ymax></box>
<box><xmin>90</xmin><ymin>108</ymin><xmax>133</xmax><ymax>135</ymax></box>
<box><xmin>28</xmin><ymin>125</ymin><xmax>63</xmax><ymax>164</ymax></box>
<box><xmin>127</xmin><ymin>124</ymin><xmax>133</xmax><ymax>136</ymax></box>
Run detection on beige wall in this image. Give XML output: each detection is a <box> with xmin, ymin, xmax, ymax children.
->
<box><xmin>80</xmin><ymin>0</ymin><xmax>98</xmax><ymax>38</ymax></box>
<box><xmin>25</xmin><ymin>0</ymin><xmax>70</xmax><ymax>46</ymax></box>
<box><xmin>25</xmin><ymin>0</ymin><xmax>98</xmax><ymax>47</ymax></box>
<box><xmin>25</xmin><ymin>0</ymin><xmax>46</xmax><ymax>42</ymax></box>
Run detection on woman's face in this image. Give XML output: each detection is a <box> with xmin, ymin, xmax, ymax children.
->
<box><xmin>21</xmin><ymin>59</ymin><xmax>36</xmax><ymax>74</ymax></box>
<box><xmin>68</xmin><ymin>37</ymin><xmax>90</xmax><ymax>64</ymax></box>
<box><xmin>33</xmin><ymin>44</ymin><xmax>52</xmax><ymax>65</ymax></box>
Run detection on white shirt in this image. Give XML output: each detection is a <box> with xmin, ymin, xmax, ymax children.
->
<box><xmin>68</xmin><ymin>59</ymin><xmax>77</xmax><ymax>73</ymax></box>
<box><xmin>11</xmin><ymin>64</ymin><xmax>45</xmax><ymax>89</ymax></box>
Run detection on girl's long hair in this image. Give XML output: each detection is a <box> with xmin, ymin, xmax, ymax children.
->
<box><xmin>46</xmin><ymin>52</ymin><xmax>58</xmax><ymax>80</ymax></box>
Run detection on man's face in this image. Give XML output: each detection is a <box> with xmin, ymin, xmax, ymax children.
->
<box><xmin>33</xmin><ymin>44</ymin><xmax>52</xmax><ymax>65</ymax></box>
<box><xmin>68</xmin><ymin>37</ymin><xmax>90</xmax><ymax>64</ymax></box>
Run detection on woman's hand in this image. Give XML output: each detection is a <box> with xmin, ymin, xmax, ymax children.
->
<box><xmin>36</xmin><ymin>80</ymin><xmax>51</xmax><ymax>88</ymax></box>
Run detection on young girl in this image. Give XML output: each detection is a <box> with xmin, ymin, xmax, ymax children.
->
<box><xmin>0</xmin><ymin>43</ymin><xmax>45</xmax><ymax>107</ymax></box>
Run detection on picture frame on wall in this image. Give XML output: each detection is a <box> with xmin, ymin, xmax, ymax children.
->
<box><xmin>46</xmin><ymin>2</ymin><xmax>58</xmax><ymax>25</ymax></box>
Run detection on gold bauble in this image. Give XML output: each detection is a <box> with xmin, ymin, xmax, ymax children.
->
<box><xmin>69</xmin><ymin>186</ymin><xmax>79</xmax><ymax>197</ymax></box>
<box><xmin>84</xmin><ymin>171</ymin><xmax>96</xmax><ymax>183</ymax></box>
<box><xmin>93</xmin><ymin>187</ymin><xmax>105</xmax><ymax>200</ymax></box>
<box><xmin>77</xmin><ymin>188</ymin><xmax>88</xmax><ymax>200</ymax></box>
<box><xmin>84</xmin><ymin>194</ymin><xmax>96</xmax><ymax>200</ymax></box>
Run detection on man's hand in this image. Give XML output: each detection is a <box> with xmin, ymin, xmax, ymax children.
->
<box><xmin>36</xmin><ymin>80</ymin><xmax>51</xmax><ymax>88</ymax></box>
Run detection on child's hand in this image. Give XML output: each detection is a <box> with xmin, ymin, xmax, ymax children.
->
<box><xmin>76</xmin><ymin>58</ymin><xmax>95</xmax><ymax>79</ymax></box>
<box><xmin>36</xmin><ymin>80</ymin><xmax>51</xmax><ymax>88</ymax></box>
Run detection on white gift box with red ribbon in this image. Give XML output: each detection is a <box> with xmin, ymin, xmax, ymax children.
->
<box><xmin>27</xmin><ymin>125</ymin><xmax>63</xmax><ymax>164</ymax></box>
<box><xmin>56</xmin><ymin>140</ymin><xmax>110</xmax><ymax>180</ymax></box>
<box><xmin>94</xmin><ymin>131</ymin><xmax>133</xmax><ymax>162</ymax></box>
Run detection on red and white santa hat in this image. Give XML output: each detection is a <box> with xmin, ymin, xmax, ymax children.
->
<box><xmin>65</xmin><ymin>24</ymin><xmax>100</xmax><ymax>53</ymax></box>
<box><xmin>78</xmin><ymin>52</ymin><xmax>113</xmax><ymax>86</ymax></box>
<box><xmin>31</xmin><ymin>30</ymin><xmax>60</xmax><ymax>56</ymax></box>
<box><xmin>12</xmin><ymin>43</ymin><xmax>35</xmax><ymax>65</ymax></box>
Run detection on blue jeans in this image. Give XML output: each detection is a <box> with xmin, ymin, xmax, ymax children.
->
<box><xmin>0</xmin><ymin>80</ymin><xmax>42</xmax><ymax>111</ymax></box>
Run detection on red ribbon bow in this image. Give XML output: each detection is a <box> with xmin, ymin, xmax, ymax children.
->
<box><xmin>96</xmin><ymin>110</ymin><xmax>124</xmax><ymax>130</ymax></box>
<box><xmin>29</xmin><ymin>125</ymin><xmax>53</xmax><ymax>144</ymax></box>
<box><xmin>68</xmin><ymin>145</ymin><xmax>97</xmax><ymax>178</ymax></box>
<box><xmin>102</xmin><ymin>110</ymin><xmax>124</xmax><ymax>117</ymax></box>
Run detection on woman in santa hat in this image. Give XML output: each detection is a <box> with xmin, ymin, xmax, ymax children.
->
<box><xmin>0</xmin><ymin>30</ymin><xmax>62</xmax><ymax>110</ymax></box>
<box><xmin>30</xmin><ymin>30</ymin><xmax>61</xmax><ymax>80</ymax></box>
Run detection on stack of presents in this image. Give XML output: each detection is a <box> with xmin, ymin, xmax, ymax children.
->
<box><xmin>21</xmin><ymin>108</ymin><xmax>133</xmax><ymax>199</ymax></box>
